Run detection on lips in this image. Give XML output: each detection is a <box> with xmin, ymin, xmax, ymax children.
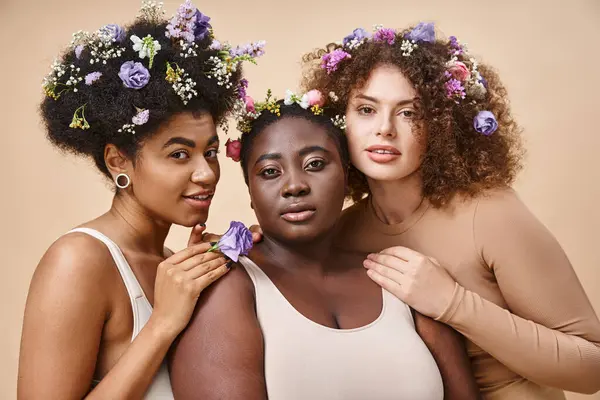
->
<box><xmin>183</xmin><ymin>191</ymin><xmax>214</xmax><ymax>210</ymax></box>
<box><xmin>280</xmin><ymin>202</ymin><xmax>317</xmax><ymax>223</ymax></box>
<box><xmin>365</xmin><ymin>144</ymin><xmax>401</xmax><ymax>163</ymax></box>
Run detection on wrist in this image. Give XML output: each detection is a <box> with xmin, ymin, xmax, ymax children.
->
<box><xmin>145</xmin><ymin>315</ymin><xmax>179</xmax><ymax>345</ymax></box>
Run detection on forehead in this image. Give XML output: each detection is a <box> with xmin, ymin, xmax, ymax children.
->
<box><xmin>354</xmin><ymin>64</ymin><xmax>416</xmax><ymax>100</ymax></box>
<box><xmin>251</xmin><ymin>117</ymin><xmax>337</xmax><ymax>157</ymax></box>
<box><xmin>148</xmin><ymin>112</ymin><xmax>217</xmax><ymax>144</ymax></box>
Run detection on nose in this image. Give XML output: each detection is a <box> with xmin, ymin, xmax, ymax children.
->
<box><xmin>377</xmin><ymin>114</ymin><xmax>397</xmax><ymax>139</ymax></box>
<box><xmin>281</xmin><ymin>170</ymin><xmax>310</xmax><ymax>198</ymax></box>
<box><xmin>190</xmin><ymin>157</ymin><xmax>218</xmax><ymax>186</ymax></box>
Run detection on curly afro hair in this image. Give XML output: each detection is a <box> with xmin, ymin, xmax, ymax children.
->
<box><xmin>238</xmin><ymin>100</ymin><xmax>350</xmax><ymax>185</ymax></box>
<box><xmin>41</xmin><ymin>18</ymin><xmax>243</xmax><ymax>180</ymax></box>
<box><xmin>301</xmin><ymin>25</ymin><xmax>524</xmax><ymax>207</ymax></box>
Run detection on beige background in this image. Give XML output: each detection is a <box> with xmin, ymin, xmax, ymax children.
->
<box><xmin>1</xmin><ymin>0</ymin><xmax>599</xmax><ymax>398</ymax></box>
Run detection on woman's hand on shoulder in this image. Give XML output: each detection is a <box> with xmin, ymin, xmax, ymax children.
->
<box><xmin>187</xmin><ymin>223</ymin><xmax>263</xmax><ymax>247</ymax></box>
<box><xmin>364</xmin><ymin>246</ymin><xmax>457</xmax><ymax>319</ymax></box>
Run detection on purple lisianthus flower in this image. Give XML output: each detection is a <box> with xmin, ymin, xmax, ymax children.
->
<box><xmin>193</xmin><ymin>9</ymin><xmax>211</xmax><ymax>41</ymax></box>
<box><xmin>473</xmin><ymin>111</ymin><xmax>498</xmax><ymax>135</ymax></box>
<box><xmin>343</xmin><ymin>28</ymin><xmax>370</xmax><ymax>46</ymax></box>
<box><xmin>321</xmin><ymin>49</ymin><xmax>351</xmax><ymax>74</ymax></box>
<box><xmin>75</xmin><ymin>45</ymin><xmax>84</xmax><ymax>59</ymax></box>
<box><xmin>85</xmin><ymin>71</ymin><xmax>102</xmax><ymax>85</ymax></box>
<box><xmin>478</xmin><ymin>75</ymin><xmax>488</xmax><ymax>88</ymax></box>
<box><xmin>119</xmin><ymin>61</ymin><xmax>150</xmax><ymax>89</ymax></box>
<box><xmin>211</xmin><ymin>221</ymin><xmax>253</xmax><ymax>262</ymax></box>
<box><xmin>132</xmin><ymin>109</ymin><xmax>150</xmax><ymax>125</ymax></box>
<box><xmin>101</xmin><ymin>24</ymin><xmax>126</xmax><ymax>43</ymax></box>
<box><xmin>373</xmin><ymin>28</ymin><xmax>396</xmax><ymax>45</ymax></box>
<box><xmin>405</xmin><ymin>22</ymin><xmax>435</xmax><ymax>43</ymax></box>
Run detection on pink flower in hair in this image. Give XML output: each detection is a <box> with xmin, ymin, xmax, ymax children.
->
<box><xmin>447</xmin><ymin>61</ymin><xmax>471</xmax><ymax>81</ymax></box>
<box><xmin>244</xmin><ymin>96</ymin><xmax>255</xmax><ymax>113</ymax></box>
<box><xmin>305</xmin><ymin>89</ymin><xmax>325</xmax><ymax>107</ymax></box>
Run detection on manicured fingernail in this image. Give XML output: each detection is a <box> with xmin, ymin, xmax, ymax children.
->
<box><xmin>226</xmin><ymin>260</ymin><xmax>234</xmax><ymax>268</ymax></box>
<box><xmin>197</xmin><ymin>223</ymin><xmax>206</xmax><ymax>228</ymax></box>
<box><xmin>210</xmin><ymin>241</ymin><xmax>217</xmax><ymax>246</ymax></box>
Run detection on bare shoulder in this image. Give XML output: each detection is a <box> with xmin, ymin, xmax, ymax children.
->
<box><xmin>30</xmin><ymin>232</ymin><xmax>117</xmax><ymax>303</ymax></box>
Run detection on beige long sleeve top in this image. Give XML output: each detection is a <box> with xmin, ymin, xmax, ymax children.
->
<box><xmin>335</xmin><ymin>188</ymin><xmax>600</xmax><ymax>399</ymax></box>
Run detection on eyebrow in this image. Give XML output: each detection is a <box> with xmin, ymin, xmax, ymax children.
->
<box><xmin>355</xmin><ymin>94</ymin><xmax>417</xmax><ymax>107</ymax></box>
<box><xmin>162</xmin><ymin>134</ymin><xmax>219</xmax><ymax>149</ymax></box>
<box><xmin>254</xmin><ymin>146</ymin><xmax>331</xmax><ymax>166</ymax></box>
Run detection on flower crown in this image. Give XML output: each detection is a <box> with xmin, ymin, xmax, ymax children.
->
<box><xmin>223</xmin><ymin>88</ymin><xmax>346</xmax><ymax>162</ymax></box>
<box><xmin>320</xmin><ymin>22</ymin><xmax>498</xmax><ymax>135</ymax></box>
<box><xmin>43</xmin><ymin>0</ymin><xmax>265</xmax><ymax>135</ymax></box>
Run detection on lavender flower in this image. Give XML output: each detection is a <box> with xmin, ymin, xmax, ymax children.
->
<box><xmin>75</xmin><ymin>45</ymin><xmax>84</xmax><ymax>59</ymax></box>
<box><xmin>321</xmin><ymin>49</ymin><xmax>351</xmax><ymax>74</ymax></box>
<box><xmin>405</xmin><ymin>22</ymin><xmax>435</xmax><ymax>43</ymax></box>
<box><xmin>100</xmin><ymin>24</ymin><xmax>126</xmax><ymax>43</ymax></box>
<box><xmin>208</xmin><ymin>221</ymin><xmax>253</xmax><ymax>262</ymax></box>
<box><xmin>237</xmin><ymin>78</ymin><xmax>248</xmax><ymax>99</ymax></box>
<box><xmin>230</xmin><ymin>41</ymin><xmax>266</xmax><ymax>58</ymax></box>
<box><xmin>209</xmin><ymin>39</ymin><xmax>222</xmax><ymax>50</ymax></box>
<box><xmin>343</xmin><ymin>28</ymin><xmax>370</xmax><ymax>46</ymax></box>
<box><xmin>84</xmin><ymin>71</ymin><xmax>102</xmax><ymax>85</ymax></box>
<box><xmin>373</xmin><ymin>28</ymin><xmax>396</xmax><ymax>45</ymax></box>
<box><xmin>444</xmin><ymin>76</ymin><xmax>466</xmax><ymax>100</ymax></box>
<box><xmin>165</xmin><ymin>0</ymin><xmax>208</xmax><ymax>44</ymax></box>
<box><xmin>119</xmin><ymin>61</ymin><xmax>150</xmax><ymax>89</ymax></box>
<box><xmin>473</xmin><ymin>111</ymin><xmax>498</xmax><ymax>135</ymax></box>
<box><xmin>132</xmin><ymin>109</ymin><xmax>150</xmax><ymax>125</ymax></box>
<box><xmin>193</xmin><ymin>9</ymin><xmax>211</xmax><ymax>41</ymax></box>
<box><xmin>449</xmin><ymin>35</ymin><xmax>463</xmax><ymax>56</ymax></box>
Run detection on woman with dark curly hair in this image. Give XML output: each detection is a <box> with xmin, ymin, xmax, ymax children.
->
<box><xmin>17</xmin><ymin>2</ymin><xmax>263</xmax><ymax>398</ymax></box>
<box><xmin>169</xmin><ymin>90</ymin><xmax>481</xmax><ymax>399</ymax></box>
<box><xmin>301</xmin><ymin>23</ymin><xmax>600</xmax><ymax>399</ymax></box>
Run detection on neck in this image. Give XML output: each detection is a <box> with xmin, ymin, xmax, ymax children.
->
<box><xmin>256</xmin><ymin>231</ymin><xmax>335</xmax><ymax>275</ymax></box>
<box><xmin>106</xmin><ymin>193</ymin><xmax>171</xmax><ymax>256</ymax></box>
<box><xmin>367</xmin><ymin>171</ymin><xmax>425</xmax><ymax>225</ymax></box>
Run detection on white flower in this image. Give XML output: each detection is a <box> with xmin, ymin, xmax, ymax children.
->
<box><xmin>299</xmin><ymin>94</ymin><xmax>310</xmax><ymax>109</ymax></box>
<box><xmin>130</xmin><ymin>35</ymin><xmax>161</xmax><ymax>59</ymax></box>
<box><xmin>284</xmin><ymin>89</ymin><xmax>295</xmax><ymax>106</ymax></box>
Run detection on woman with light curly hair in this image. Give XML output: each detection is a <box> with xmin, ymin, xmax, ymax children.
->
<box><xmin>301</xmin><ymin>22</ymin><xmax>600</xmax><ymax>399</ymax></box>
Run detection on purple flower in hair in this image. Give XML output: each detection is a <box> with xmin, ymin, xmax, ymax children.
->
<box><xmin>478</xmin><ymin>75</ymin><xmax>488</xmax><ymax>88</ymax></box>
<box><xmin>85</xmin><ymin>71</ymin><xmax>102</xmax><ymax>85</ymax></box>
<box><xmin>473</xmin><ymin>111</ymin><xmax>498</xmax><ymax>135</ymax></box>
<box><xmin>193</xmin><ymin>9</ymin><xmax>211</xmax><ymax>41</ymax></box>
<box><xmin>448</xmin><ymin>35</ymin><xmax>463</xmax><ymax>56</ymax></box>
<box><xmin>373</xmin><ymin>28</ymin><xmax>396</xmax><ymax>45</ymax></box>
<box><xmin>405</xmin><ymin>22</ymin><xmax>435</xmax><ymax>43</ymax></box>
<box><xmin>101</xmin><ymin>24</ymin><xmax>126</xmax><ymax>43</ymax></box>
<box><xmin>132</xmin><ymin>109</ymin><xmax>150</xmax><ymax>125</ymax></box>
<box><xmin>237</xmin><ymin>78</ymin><xmax>249</xmax><ymax>99</ymax></box>
<box><xmin>119</xmin><ymin>61</ymin><xmax>150</xmax><ymax>89</ymax></box>
<box><xmin>321</xmin><ymin>49</ymin><xmax>351</xmax><ymax>74</ymax></box>
<box><xmin>209</xmin><ymin>39</ymin><xmax>222</xmax><ymax>50</ymax></box>
<box><xmin>75</xmin><ymin>45</ymin><xmax>84</xmax><ymax>59</ymax></box>
<box><xmin>208</xmin><ymin>221</ymin><xmax>253</xmax><ymax>262</ymax></box>
<box><xmin>166</xmin><ymin>0</ymin><xmax>200</xmax><ymax>43</ymax></box>
<box><xmin>444</xmin><ymin>77</ymin><xmax>466</xmax><ymax>100</ymax></box>
<box><xmin>343</xmin><ymin>28</ymin><xmax>370</xmax><ymax>46</ymax></box>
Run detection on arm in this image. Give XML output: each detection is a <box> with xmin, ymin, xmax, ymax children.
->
<box><xmin>169</xmin><ymin>265</ymin><xmax>267</xmax><ymax>400</ymax></box>
<box><xmin>18</xmin><ymin>235</ymin><xmax>228</xmax><ymax>400</ymax></box>
<box><xmin>436</xmin><ymin>189</ymin><xmax>600</xmax><ymax>394</ymax></box>
<box><xmin>18</xmin><ymin>234</ymin><xmax>172</xmax><ymax>399</ymax></box>
<box><xmin>414</xmin><ymin>313</ymin><xmax>481</xmax><ymax>400</ymax></box>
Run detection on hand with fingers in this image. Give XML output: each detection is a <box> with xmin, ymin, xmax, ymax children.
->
<box><xmin>187</xmin><ymin>223</ymin><xmax>263</xmax><ymax>247</ymax></box>
<box><xmin>151</xmin><ymin>242</ymin><xmax>231</xmax><ymax>339</ymax></box>
<box><xmin>363</xmin><ymin>246</ymin><xmax>457</xmax><ymax>319</ymax></box>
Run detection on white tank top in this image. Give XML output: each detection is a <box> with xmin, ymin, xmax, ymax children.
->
<box><xmin>68</xmin><ymin>228</ymin><xmax>174</xmax><ymax>399</ymax></box>
<box><xmin>239</xmin><ymin>256</ymin><xmax>444</xmax><ymax>400</ymax></box>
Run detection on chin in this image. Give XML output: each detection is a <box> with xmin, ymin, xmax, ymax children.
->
<box><xmin>174</xmin><ymin>212</ymin><xmax>209</xmax><ymax>228</ymax></box>
<box><xmin>355</xmin><ymin>163</ymin><xmax>409</xmax><ymax>182</ymax></box>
